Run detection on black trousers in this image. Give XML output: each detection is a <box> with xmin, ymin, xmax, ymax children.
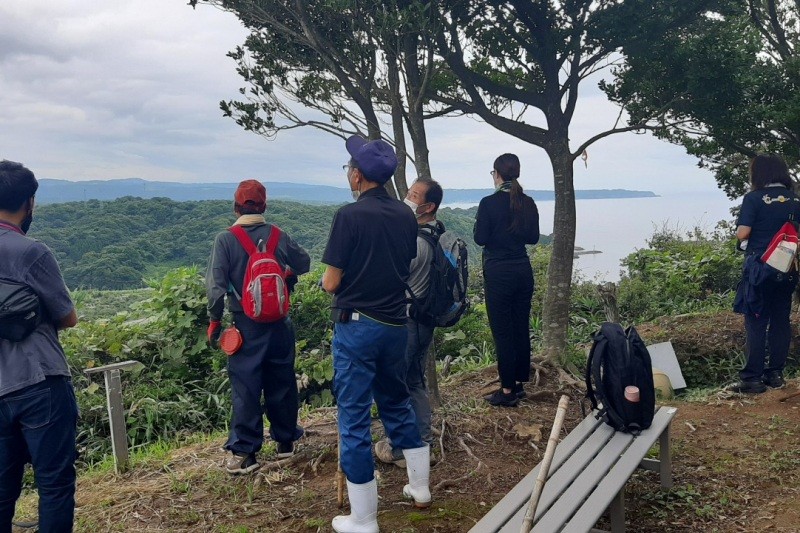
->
<box><xmin>741</xmin><ymin>273</ymin><xmax>797</xmax><ymax>381</ymax></box>
<box><xmin>225</xmin><ymin>314</ymin><xmax>303</xmax><ymax>455</ymax></box>
<box><xmin>484</xmin><ymin>259</ymin><xmax>534</xmax><ymax>389</ymax></box>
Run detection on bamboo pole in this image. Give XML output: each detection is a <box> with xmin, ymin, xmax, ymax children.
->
<box><xmin>336</xmin><ymin>421</ymin><xmax>345</xmax><ymax>507</ymax></box>
<box><xmin>520</xmin><ymin>395</ymin><xmax>570</xmax><ymax>533</ymax></box>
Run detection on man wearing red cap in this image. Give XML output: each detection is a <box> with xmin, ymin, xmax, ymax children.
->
<box><xmin>322</xmin><ymin>136</ymin><xmax>432</xmax><ymax>532</ymax></box>
<box><xmin>206</xmin><ymin>179</ymin><xmax>310</xmax><ymax>474</ymax></box>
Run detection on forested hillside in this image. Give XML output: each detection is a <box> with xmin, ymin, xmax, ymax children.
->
<box><xmin>31</xmin><ymin>197</ymin><xmax>534</xmax><ymax>289</ymax></box>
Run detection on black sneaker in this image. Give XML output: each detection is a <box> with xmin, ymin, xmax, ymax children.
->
<box><xmin>726</xmin><ymin>380</ymin><xmax>767</xmax><ymax>394</ymax></box>
<box><xmin>763</xmin><ymin>371</ymin><xmax>786</xmax><ymax>389</ymax></box>
<box><xmin>485</xmin><ymin>389</ymin><xmax>519</xmax><ymax>407</ymax></box>
<box><xmin>276</xmin><ymin>442</ymin><xmax>294</xmax><ymax>459</ymax></box>
<box><xmin>224</xmin><ymin>453</ymin><xmax>260</xmax><ymax>475</ymax></box>
<box><xmin>513</xmin><ymin>382</ymin><xmax>527</xmax><ymax>399</ymax></box>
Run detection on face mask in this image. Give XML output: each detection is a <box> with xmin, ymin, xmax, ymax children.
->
<box><xmin>351</xmin><ymin>190</ymin><xmax>360</xmax><ymax>201</ymax></box>
<box><xmin>404</xmin><ymin>198</ymin><xmax>419</xmax><ymax>212</ymax></box>
<box><xmin>404</xmin><ymin>198</ymin><xmax>428</xmax><ymax>219</ymax></box>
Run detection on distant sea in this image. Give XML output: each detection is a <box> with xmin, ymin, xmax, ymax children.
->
<box><xmin>446</xmin><ymin>191</ymin><xmax>737</xmax><ymax>282</ymax></box>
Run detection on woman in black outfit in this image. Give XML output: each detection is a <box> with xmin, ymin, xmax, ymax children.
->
<box><xmin>474</xmin><ymin>154</ymin><xmax>540</xmax><ymax>407</ymax></box>
<box><xmin>731</xmin><ymin>153</ymin><xmax>800</xmax><ymax>393</ymax></box>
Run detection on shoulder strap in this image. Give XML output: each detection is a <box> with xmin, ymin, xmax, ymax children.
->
<box><xmin>585</xmin><ymin>333</ymin><xmax>602</xmax><ymax>410</ymax></box>
<box><xmin>418</xmin><ymin>228</ymin><xmax>439</xmax><ymax>251</ymax></box>
<box><xmin>265</xmin><ymin>225</ymin><xmax>282</xmax><ymax>255</ymax></box>
<box><xmin>229</xmin><ymin>225</ymin><xmax>257</xmax><ymax>256</ymax></box>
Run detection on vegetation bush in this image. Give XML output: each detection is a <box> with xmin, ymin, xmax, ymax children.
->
<box><xmin>64</xmin><ymin>267</ymin><xmax>228</xmax><ymax>464</ymax></box>
<box><xmin>618</xmin><ymin>227</ymin><xmax>741</xmax><ymax>322</ymax></box>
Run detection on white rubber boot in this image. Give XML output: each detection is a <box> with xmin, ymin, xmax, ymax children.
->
<box><xmin>402</xmin><ymin>445</ymin><xmax>432</xmax><ymax>508</ymax></box>
<box><xmin>332</xmin><ymin>479</ymin><xmax>379</xmax><ymax>533</ymax></box>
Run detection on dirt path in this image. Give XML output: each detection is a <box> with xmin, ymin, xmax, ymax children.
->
<box><xmin>14</xmin><ymin>370</ymin><xmax>800</xmax><ymax>532</ymax></box>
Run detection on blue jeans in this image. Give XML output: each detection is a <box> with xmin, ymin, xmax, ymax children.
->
<box><xmin>333</xmin><ymin>314</ymin><xmax>423</xmax><ymax>484</ymax></box>
<box><xmin>0</xmin><ymin>377</ymin><xmax>78</xmax><ymax>533</ymax></box>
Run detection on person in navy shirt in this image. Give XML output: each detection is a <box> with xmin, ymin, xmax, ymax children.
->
<box><xmin>322</xmin><ymin>135</ymin><xmax>431</xmax><ymax>532</ymax></box>
<box><xmin>731</xmin><ymin>153</ymin><xmax>800</xmax><ymax>393</ymax></box>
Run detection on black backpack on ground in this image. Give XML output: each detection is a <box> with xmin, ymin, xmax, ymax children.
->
<box><xmin>409</xmin><ymin>222</ymin><xmax>469</xmax><ymax>328</ymax></box>
<box><xmin>585</xmin><ymin>322</ymin><xmax>656</xmax><ymax>434</ymax></box>
<box><xmin>0</xmin><ymin>279</ymin><xmax>42</xmax><ymax>342</ymax></box>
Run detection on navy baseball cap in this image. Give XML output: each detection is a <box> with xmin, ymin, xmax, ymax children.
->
<box><xmin>345</xmin><ymin>135</ymin><xmax>397</xmax><ymax>184</ymax></box>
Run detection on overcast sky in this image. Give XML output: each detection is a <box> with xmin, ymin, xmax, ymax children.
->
<box><xmin>0</xmin><ymin>0</ymin><xmax>724</xmax><ymax>195</ymax></box>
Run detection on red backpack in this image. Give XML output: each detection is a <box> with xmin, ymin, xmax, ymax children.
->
<box><xmin>229</xmin><ymin>225</ymin><xmax>290</xmax><ymax>322</ymax></box>
<box><xmin>761</xmin><ymin>221</ymin><xmax>799</xmax><ymax>273</ymax></box>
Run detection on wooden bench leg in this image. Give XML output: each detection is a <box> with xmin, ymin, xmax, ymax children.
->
<box><xmin>590</xmin><ymin>488</ymin><xmax>626</xmax><ymax>533</ymax></box>
<box><xmin>659</xmin><ymin>423</ymin><xmax>672</xmax><ymax>489</ymax></box>
<box><xmin>610</xmin><ymin>487</ymin><xmax>625</xmax><ymax>533</ymax></box>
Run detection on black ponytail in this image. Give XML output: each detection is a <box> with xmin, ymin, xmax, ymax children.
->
<box><xmin>493</xmin><ymin>153</ymin><xmax>527</xmax><ymax>233</ymax></box>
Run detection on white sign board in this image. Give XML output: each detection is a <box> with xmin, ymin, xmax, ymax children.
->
<box><xmin>646</xmin><ymin>341</ymin><xmax>687</xmax><ymax>390</ymax></box>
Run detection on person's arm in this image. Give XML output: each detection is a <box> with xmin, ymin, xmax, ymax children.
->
<box><xmin>736</xmin><ymin>225</ymin><xmax>751</xmax><ymax>240</ymax></box>
<box><xmin>736</xmin><ymin>193</ymin><xmax>756</xmax><ymax>243</ymax></box>
<box><xmin>283</xmin><ymin>232</ymin><xmax>311</xmax><ymax>276</ymax></box>
<box><xmin>24</xmin><ymin>246</ymin><xmax>75</xmax><ymax>329</ymax></box>
<box><xmin>321</xmin><ymin>210</ymin><xmax>351</xmax><ymax>295</ymax></box>
<box><xmin>206</xmin><ymin>233</ymin><xmax>229</xmax><ymax>322</ymax></box>
<box><xmin>322</xmin><ymin>265</ymin><xmax>344</xmax><ymax>294</ymax></box>
<box><xmin>57</xmin><ymin>309</ymin><xmax>78</xmax><ymax>330</ymax></box>
<box><xmin>473</xmin><ymin>197</ymin><xmax>491</xmax><ymax>246</ymax></box>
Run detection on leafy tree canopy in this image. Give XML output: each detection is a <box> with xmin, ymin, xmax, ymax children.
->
<box><xmin>603</xmin><ymin>0</ymin><xmax>800</xmax><ymax>197</ymax></box>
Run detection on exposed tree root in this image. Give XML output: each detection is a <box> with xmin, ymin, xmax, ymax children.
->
<box><xmin>433</xmin><ymin>464</ymin><xmax>481</xmax><ymax>491</ymax></box>
<box><xmin>457</xmin><ymin>436</ymin><xmax>484</xmax><ymax>469</ymax></box>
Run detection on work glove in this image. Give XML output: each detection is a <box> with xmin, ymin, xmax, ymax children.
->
<box><xmin>207</xmin><ymin>320</ymin><xmax>222</xmax><ymax>348</ymax></box>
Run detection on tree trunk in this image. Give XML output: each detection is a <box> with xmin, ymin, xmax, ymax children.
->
<box><xmin>402</xmin><ymin>33</ymin><xmax>432</xmax><ymax>184</ymax></box>
<box><xmin>541</xmin><ymin>141</ymin><xmax>576</xmax><ymax>365</ymax></box>
<box><xmin>386</xmin><ymin>47</ymin><xmax>409</xmax><ymax>199</ymax></box>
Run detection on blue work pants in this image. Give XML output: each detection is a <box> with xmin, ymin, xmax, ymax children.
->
<box><xmin>225</xmin><ymin>315</ymin><xmax>303</xmax><ymax>455</ymax></box>
<box><xmin>333</xmin><ymin>314</ymin><xmax>423</xmax><ymax>484</ymax></box>
<box><xmin>742</xmin><ymin>274</ymin><xmax>797</xmax><ymax>381</ymax></box>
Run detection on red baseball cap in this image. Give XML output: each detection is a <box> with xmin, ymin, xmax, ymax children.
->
<box><xmin>234</xmin><ymin>179</ymin><xmax>267</xmax><ymax>210</ymax></box>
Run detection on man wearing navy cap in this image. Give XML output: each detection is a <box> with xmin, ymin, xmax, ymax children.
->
<box><xmin>322</xmin><ymin>136</ymin><xmax>432</xmax><ymax>532</ymax></box>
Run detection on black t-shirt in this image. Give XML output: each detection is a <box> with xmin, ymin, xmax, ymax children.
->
<box><xmin>473</xmin><ymin>190</ymin><xmax>540</xmax><ymax>266</ymax></box>
<box><xmin>737</xmin><ymin>186</ymin><xmax>800</xmax><ymax>256</ymax></box>
<box><xmin>322</xmin><ymin>187</ymin><xmax>417</xmax><ymax>324</ymax></box>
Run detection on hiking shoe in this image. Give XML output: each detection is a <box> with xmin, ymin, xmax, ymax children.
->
<box><xmin>485</xmin><ymin>389</ymin><xmax>519</xmax><ymax>407</ymax></box>
<box><xmin>276</xmin><ymin>442</ymin><xmax>295</xmax><ymax>459</ymax></box>
<box><xmin>514</xmin><ymin>382</ymin><xmax>527</xmax><ymax>399</ymax></box>
<box><xmin>763</xmin><ymin>371</ymin><xmax>786</xmax><ymax>389</ymax></box>
<box><xmin>224</xmin><ymin>453</ymin><xmax>260</xmax><ymax>475</ymax></box>
<box><xmin>726</xmin><ymin>380</ymin><xmax>767</xmax><ymax>394</ymax></box>
<box><xmin>374</xmin><ymin>439</ymin><xmax>406</xmax><ymax>468</ymax></box>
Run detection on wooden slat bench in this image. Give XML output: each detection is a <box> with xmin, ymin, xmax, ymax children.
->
<box><xmin>469</xmin><ymin>406</ymin><xmax>677</xmax><ymax>533</ymax></box>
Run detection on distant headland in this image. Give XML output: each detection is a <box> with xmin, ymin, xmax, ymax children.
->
<box><xmin>35</xmin><ymin>178</ymin><xmax>658</xmax><ymax>205</ymax></box>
